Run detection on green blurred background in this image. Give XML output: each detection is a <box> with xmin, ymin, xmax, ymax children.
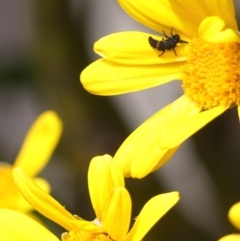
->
<box><xmin>1</xmin><ymin>0</ymin><xmax>240</xmax><ymax>240</ymax></box>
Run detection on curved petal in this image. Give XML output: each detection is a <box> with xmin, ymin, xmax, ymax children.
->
<box><xmin>13</xmin><ymin>111</ymin><xmax>63</xmax><ymax>177</ymax></box>
<box><xmin>130</xmin><ymin>144</ymin><xmax>179</xmax><ymax>178</ymax></box>
<box><xmin>199</xmin><ymin>16</ymin><xmax>240</xmax><ymax>43</ymax></box>
<box><xmin>198</xmin><ymin>0</ymin><xmax>237</xmax><ymax>30</ymax></box>
<box><xmin>15</xmin><ymin>177</ymin><xmax>51</xmax><ymax>212</ymax></box>
<box><xmin>123</xmin><ymin>192</ymin><xmax>179</xmax><ymax>241</ymax></box>
<box><xmin>0</xmin><ymin>209</ymin><xmax>59</xmax><ymax>241</ymax></box>
<box><xmin>228</xmin><ymin>202</ymin><xmax>240</xmax><ymax>230</ymax></box>
<box><xmin>88</xmin><ymin>155</ymin><xmax>124</xmax><ymax>221</ymax></box>
<box><xmin>13</xmin><ymin>167</ymin><xmax>76</xmax><ymax>231</ymax></box>
<box><xmin>80</xmin><ymin>58</ymin><xmax>182</xmax><ymax>95</ymax></box>
<box><xmin>33</xmin><ymin>177</ymin><xmax>51</xmax><ymax>193</ymax></box>
<box><xmin>150</xmin><ymin>146</ymin><xmax>179</xmax><ymax>172</ymax></box>
<box><xmin>117</xmin><ymin>0</ymin><xmax>195</xmax><ymax>39</ymax></box>
<box><xmin>70</xmin><ymin>219</ymin><xmax>103</xmax><ymax>233</ymax></box>
<box><xmin>103</xmin><ymin>187</ymin><xmax>131</xmax><ymax>240</ymax></box>
<box><xmin>117</xmin><ymin>0</ymin><xmax>237</xmax><ymax>40</ymax></box>
<box><xmin>169</xmin><ymin>0</ymin><xmax>237</xmax><ymax>34</ymax></box>
<box><xmin>218</xmin><ymin>234</ymin><xmax>240</xmax><ymax>241</ymax></box>
<box><xmin>94</xmin><ymin>31</ymin><xmax>187</xmax><ymax>65</ymax></box>
<box><xmin>114</xmin><ymin>95</ymin><xmax>200</xmax><ymax>178</ymax></box>
<box><xmin>161</xmin><ymin>105</ymin><xmax>227</xmax><ymax>150</ymax></box>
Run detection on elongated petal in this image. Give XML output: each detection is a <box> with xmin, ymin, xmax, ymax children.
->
<box><xmin>197</xmin><ymin>0</ymin><xmax>237</xmax><ymax>30</ymax></box>
<box><xmin>33</xmin><ymin>177</ymin><xmax>51</xmax><ymax>193</ymax></box>
<box><xmin>94</xmin><ymin>32</ymin><xmax>187</xmax><ymax>65</ymax></box>
<box><xmin>80</xmin><ymin>58</ymin><xmax>181</xmax><ymax>95</ymax></box>
<box><xmin>88</xmin><ymin>155</ymin><xmax>124</xmax><ymax>221</ymax></box>
<box><xmin>118</xmin><ymin>0</ymin><xmax>237</xmax><ymax>39</ymax></box>
<box><xmin>0</xmin><ymin>209</ymin><xmax>59</xmax><ymax>241</ymax></box>
<box><xmin>131</xmin><ymin>143</ymin><xmax>179</xmax><ymax>178</ymax></box>
<box><xmin>13</xmin><ymin>111</ymin><xmax>63</xmax><ymax>177</ymax></box>
<box><xmin>170</xmin><ymin>0</ymin><xmax>237</xmax><ymax>32</ymax></box>
<box><xmin>13</xmin><ymin>167</ymin><xmax>76</xmax><ymax>231</ymax></box>
<box><xmin>150</xmin><ymin>146</ymin><xmax>179</xmax><ymax>173</ymax></box>
<box><xmin>228</xmin><ymin>202</ymin><xmax>240</xmax><ymax>230</ymax></box>
<box><xmin>70</xmin><ymin>219</ymin><xmax>103</xmax><ymax>233</ymax></box>
<box><xmin>114</xmin><ymin>95</ymin><xmax>200</xmax><ymax>178</ymax></box>
<box><xmin>117</xmin><ymin>0</ymin><xmax>195</xmax><ymax>39</ymax></box>
<box><xmin>103</xmin><ymin>187</ymin><xmax>131</xmax><ymax>240</ymax></box>
<box><xmin>161</xmin><ymin>105</ymin><xmax>227</xmax><ymax>149</ymax></box>
<box><xmin>13</xmin><ymin>177</ymin><xmax>51</xmax><ymax>213</ymax></box>
<box><xmin>198</xmin><ymin>16</ymin><xmax>240</xmax><ymax>43</ymax></box>
<box><xmin>123</xmin><ymin>192</ymin><xmax>179</xmax><ymax>241</ymax></box>
<box><xmin>218</xmin><ymin>234</ymin><xmax>240</xmax><ymax>241</ymax></box>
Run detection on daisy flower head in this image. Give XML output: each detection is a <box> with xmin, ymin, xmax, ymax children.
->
<box><xmin>13</xmin><ymin>154</ymin><xmax>179</xmax><ymax>241</ymax></box>
<box><xmin>0</xmin><ymin>111</ymin><xmax>62</xmax><ymax>213</ymax></box>
<box><xmin>80</xmin><ymin>0</ymin><xmax>240</xmax><ymax>178</ymax></box>
<box><xmin>218</xmin><ymin>201</ymin><xmax>240</xmax><ymax>241</ymax></box>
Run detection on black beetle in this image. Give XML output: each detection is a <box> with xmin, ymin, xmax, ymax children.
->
<box><xmin>148</xmin><ymin>28</ymin><xmax>188</xmax><ymax>56</ymax></box>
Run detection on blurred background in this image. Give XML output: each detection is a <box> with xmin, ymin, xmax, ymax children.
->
<box><xmin>0</xmin><ymin>0</ymin><xmax>240</xmax><ymax>240</ymax></box>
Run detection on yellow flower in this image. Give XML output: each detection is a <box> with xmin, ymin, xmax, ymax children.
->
<box><xmin>13</xmin><ymin>155</ymin><xmax>179</xmax><ymax>241</ymax></box>
<box><xmin>0</xmin><ymin>209</ymin><xmax>59</xmax><ymax>241</ymax></box>
<box><xmin>0</xmin><ymin>111</ymin><xmax>62</xmax><ymax>213</ymax></box>
<box><xmin>218</xmin><ymin>202</ymin><xmax>240</xmax><ymax>241</ymax></box>
<box><xmin>80</xmin><ymin>0</ymin><xmax>239</xmax><ymax>178</ymax></box>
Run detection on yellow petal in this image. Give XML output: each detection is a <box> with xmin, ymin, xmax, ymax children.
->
<box><xmin>169</xmin><ymin>0</ymin><xmax>237</xmax><ymax>33</ymax></box>
<box><xmin>129</xmin><ymin>140</ymin><xmax>179</xmax><ymax>178</ymax></box>
<box><xmin>88</xmin><ymin>155</ymin><xmax>124</xmax><ymax>221</ymax></box>
<box><xmin>162</xmin><ymin>105</ymin><xmax>227</xmax><ymax>149</ymax></box>
<box><xmin>13</xmin><ymin>167</ymin><xmax>76</xmax><ymax>231</ymax></box>
<box><xmin>117</xmin><ymin>0</ymin><xmax>237</xmax><ymax>40</ymax></box>
<box><xmin>198</xmin><ymin>0</ymin><xmax>237</xmax><ymax>30</ymax></box>
<box><xmin>117</xmin><ymin>0</ymin><xmax>195</xmax><ymax>39</ymax></box>
<box><xmin>218</xmin><ymin>234</ymin><xmax>240</xmax><ymax>241</ymax></box>
<box><xmin>151</xmin><ymin>146</ymin><xmax>179</xmax><ymax>172</ymax></box>
<box><xmin>13</xmin><ymin>111</ymin><xmax>63</xmax><ymax>177</ymax></box>
<box><xmin>198</xmin><ymin>16</ymin><xmax>240</xmax><ymax>43</ymax></box>
<box><xmin>12</xmin><ymin>177</ymin><xmax>50</xmax><ymax>213</ymax></box>
<box><xmin>70</xmin><ymin>219</ymin><xmax>103</xmax><ymax>233</ymax></box>
<box><xmin>123</xmin><ymin>192</ymin><xmax>179</xmax><ymax>241</ymax></box>
<box><xmin>0</xmin><ymin>163</ymin><xmax>18</xmax><ymax>209</ymax></box>
<box><xmin>33</xmin><ymin>177</ymin><xmax>51</xmax><ymax>193</ymax></box>
<box><xmin>103</xmin><ymin>187</ymin><xmax>131</xmax><ymax>240</ymax></box>
<box><xmin>0</xmin><ymin>209</ymin><xmax>59</xmax><ymax>241</ymax></box>
<box><xmin>80</xmin><ymin>58</ymin><xmax>181</xmax><ymax>95</ymax></box>
<box><xmin>114</xmin><ymin>95</ymin><xmax>200</xmax><ymax>178</ymax></box>
<box><xmin>228</xmin><ymin>202</ymin><xmax>240</xmax><ymax>230</ymax></box>
<box><xmin>94</xmin><ymin>32</ymin><xmax>187</xmax><ymax>65</ymax></box>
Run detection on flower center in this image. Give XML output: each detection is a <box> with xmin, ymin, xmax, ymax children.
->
<box><xmin>182</xmin><ymin>38</ymin><xmax>240</xmax><ymax>110</ymax></box>
<box><xmin>0</xmin><ymin>163</ymin><xmax>18</xmax><ymax>208</ymax></box>
<box><xmin>62</xmin><ymin>231</ymin><xmax>114</xmax><ymax>241</ymax></box>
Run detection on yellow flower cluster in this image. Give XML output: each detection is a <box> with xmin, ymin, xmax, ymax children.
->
<box><xmin>0</xmin><ymin>111</ymin><xmax>179</xmax><ymax>241</ymax></box>
<box><xmin>0</xmin><ymin>0</ymin><xmax>240</xmax><ymax>241</ymax></box>
<box><xmin>5</xmin><ymin>156</ymin><xmax>178</xmax><ymax>241</ymax></box>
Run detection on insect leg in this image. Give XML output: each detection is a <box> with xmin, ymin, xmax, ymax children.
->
<box><xmin>158</xmin><ymin>49</ymin><xmax>165</xmax><ymax>57</ymax></box>
<box><xmin>162</xmin><ymin>30</ymin><xmax>170</xmax><ymax>39</ymax></box>
<box><xmin>172</xmin><ymin>48</ymin><xmax>177</xmax><ymax>56</ymax></box>
<box><xmin>180</xmin><ymin>39</ymin><xmax>188</xmax><ymax>44</ymax></box>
